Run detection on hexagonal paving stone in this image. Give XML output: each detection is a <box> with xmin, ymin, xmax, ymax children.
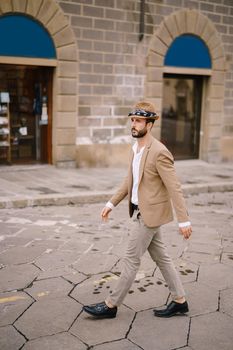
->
<box><xmin>25</xmin><ymin>277</ymin><xmax>73</xmax><ymax>300</ymax></box>
<box><xmin>221</xmin><ymin>252</ymin><xmax>233</xmax><ymax>267</ymax></box>
<box><xmin>189</xmin><ymin>312</ymin><xmax>233</xmax><ymax>350</ymax></box>
<box><xmin>177</xmin><ymin>282</ymin><xmax>218</xmax><ymax>317</ymax></box>
<box><xmin>0</xmin><ymin>264</ymin><xmax>39</xmax><ymax>293</ymax></box>
<box><xmin>72</xmin><ymin>252</ymin><xmax>119</xmax><ymax>275</ymax></box>
<box><xmin>15</xmin><ymin>297</ymin><xmax>82</xmax><ymax>340</ymax></box>
<box><xmin>0</xmin><ymin>291</ymin><xmax>34</xmax><ymax>327</ymax></box>
<box><xmin>92</xmin><ymin>339</ymin><xmax>141</xmax><ymax>349</ymax></box>
<box><xmin>71</xmin><ymin>273</ymin><xmax>119</xmax><ymax>306</ymax></box>
<box><xmin>0</xmin><ymin>325</ymin><xmax>25</xmax><ymax>350</ymax></box>
<box><xmin>183</xmin><ymin>251</ymin><xmax>220</xmax><ymax>264</ymax></box>
<box><xmin>35</xmin><ymin>250</ymin><xmax>81</xmax><ymax>270</ymax></box>
<box><xmin>22</xmin><ymin>332</ymin><xmax>87</xmax><ymax>350</ymax></box>
<box><xmin>70</xmin><ymin>305</ymin><xmax>135</xmax><ymax>346</ymax></box>
<box><xmin>154</xmin><ymin>258</ymin><xmax>198</xmax><ymax>284</ymax></box>
<box><xmin>220</xmin><ymin>288</ymin><xmax>233</xmax><ymax>317</ymax></box>
<box><xmin>0</xmin><ymin>244</ymin><xmax>50</xmax><ymax>265</ymax></box>
<box><xmin>37</xmin><ymin>266</ymin><xmax>78</xmax><ymax>280</ymax></box>
<box><xmin>123</xmin><ymin>276</ymin><xmax>169</xmax><ymax>312</ymax></box>
<box><xmin>198</xmin><ymin>263</ymin><xmax>233</xmax><ymax>290</ymax></box>
<box><xmin>128</xmin><ymin>309</ymin><xmax>189</xmax><ymax>350</ymax></box>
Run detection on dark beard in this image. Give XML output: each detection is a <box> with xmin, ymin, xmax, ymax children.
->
<box><xmin>131</xmin><ymin>126</ymin><xmax>147</xmax><ymax>138</ymax></box>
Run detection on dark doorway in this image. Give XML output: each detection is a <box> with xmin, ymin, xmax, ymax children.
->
<box><xmin>161</xmin><ymin>74</ymin><xmax>202</xmax><ymax>160</ymax></box>
<box><xmin>0</xmin><ymin>64</ymin><xmax>53</xmax><ymax>164</ymax></box>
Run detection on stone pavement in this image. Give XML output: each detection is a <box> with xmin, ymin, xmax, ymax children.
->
<box><xmin>0</xmin><ymin>160</ymin><xmax>232</xmax><ymax>209</ymax></box>
<box><xmin>0</xmin><ymin>189</ymin><xmax>233</xmax><ymax>350</ymax></box>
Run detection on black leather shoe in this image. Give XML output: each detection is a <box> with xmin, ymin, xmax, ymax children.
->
<box><xmin>83</xmin><ymin>302</ymin><xmax>117</xmax><ymax>319</ymax></box>
<box><xmin>153</xmin><ymin>301</ymin><xmax>189</xmax><ymax>318</ymax></box>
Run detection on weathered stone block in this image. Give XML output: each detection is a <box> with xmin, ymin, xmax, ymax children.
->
<box><xmin>175</xmin><ymin>10</ymin><xmax>187</xmax><ymax>34</ymax></box>
<box><xmin>212</xmin><ymin>44</ymin><xmax>225</xmax><ymax>60</ymax></box>
<box><xmin>57</xmin><ymin>61</ymin><xmax>78</xmax><ymax>78</ymax></box>
<box><xmin>186</xmin><ymin>10</ymin><xmax>198</xmax><ymax>33</ymax></box>
<box><xmin>37</xmin><ymin>0</ymin><xmax>59</xmax><ymax>25</ymax></box>
<box><xmin>56</xmin><ymin>145</ymin><xmax>76</xmax><ymax>162</ymax></box>
<box><xmin>57</xmin><ymin>112</ymin><xmax>77</xmax><ymax>128</ymax></box>
<box><xmin>57</xmin><ymin>79</ymin><xmax>77</xmax><ymax>95</ymax></box>
<box><xmin>59</xmin><ymin>2</ymin><xmax>81</xmax><ymax>15</ymax></box>
<box><xmin>195</xmin><ymin>13</ymin><xmax>208</xmax><ymax>36</ymax></box>
<box><xmin>211</xmin><ymin>71</ymin><xmax>225</xmax><ymax>85</ymax></box>
<box><xmin>83</xmin><ymin>5</ymin><xmax>104</xmax><ymax>17</ymax></box>
<box><xmin>146</xmin><ymin>82</ymin><xmax>163</xmax><ymax>98</ymax></box>
<box><xmin>26</xmin><ymin>0</ymin><xmax>43</xmax><ymax>17</ymax></box>
<box><xmin>146</xmin><ymin>67</ymin><xmax>163</xmax><ymax>82</ymax></box>
<box><xmin>209</xmin><ymin>98</ymin><xmax>224</xmax><ymax>113</ymax></box>
<box><xmin>202</xmin><ymin>22</ymin><xmax>216</xmax><ymax>43</ymax></box>
<box><xmin>57</xmin><ymin>129</ymin><xmax>76</xmax><ymax>145</ymax></box>
<box><xmin>47</xmin><ymin>10</ymin><xmax>69</xmax><ymax>36</ymax></box>
<box><xmin>53</xmin><ymin>26</ymin><xmax>75</xmax><ymax>47</ymax></box>
<box><xmin>57</xmin><ymin>96</ymin><xmax>77</xmax><ymax>112</ymax></box>
<box><xmin>147</xmin><ymin>52</ymin><xmax>164</xmax><ymax>67</ymax></box>
<box><xmin>209</xmin><ymin>85</ymin><xmax>225</xmax><ymax>99</ymax></box>
<box><xmin>150</xmin><ymin>36</ymin><xmax>168</xmax><ymax>56</ymax></box>
<box><xmin>12</xmin><ymin>0</ymin><xmax>27</xmax><ymax>12</ymax></box>
<box><xmin>57</xmin><ymin>45</ymin><xmax>78</xmax><ymax>61</ymax></box>
<box><xmin>76</xmin><ymin>144</ymin><xmax>131</xmax><ymax>167</ymax></box>
<box><xmin>157</xmin><ymin>23</ymin><xmax>173</xmax><ymax>47</ymax></box>
<box><xmin>164</xmin><ymin>14</ymin><xmax>179</xmax><ymax>39</ymax></box>
<box><xmin>0</xmin><ymin>0</ymin><xmax>12</xmax><ymax>13</ymax></box>
<box><xmin>221</xmin><ymin>136</ymin><xmax>233</xmax><ymax>161</ymax></box>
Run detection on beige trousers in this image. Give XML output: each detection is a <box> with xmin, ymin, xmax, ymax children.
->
<box><xmin>106</xmin><ymin>214</ymin><xmax>185</xmax><ymax>307</ymax></box>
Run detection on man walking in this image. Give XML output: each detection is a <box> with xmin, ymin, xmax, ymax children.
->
<box><xmin>83</xmin><ymin>101</ymin><xmax>192</xmax><ymax>319</ymax></box>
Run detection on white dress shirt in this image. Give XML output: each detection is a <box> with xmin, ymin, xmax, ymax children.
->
<box><xmin>106</xmin><ymin>142</ymin><xmax>191</xmax><ymax>228</ymax></box>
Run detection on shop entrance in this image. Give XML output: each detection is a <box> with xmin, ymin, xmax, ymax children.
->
<box><xmin>0</xmin><ymin>64</ymin><xmax>53</xmax><ymax>164</ymax></box>
<box><xmin>161</xmin><ymin>74</ymin><xmax>203</xmax><ymax>160</ymax></box>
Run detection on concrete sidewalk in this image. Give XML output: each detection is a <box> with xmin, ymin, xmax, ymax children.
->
<box><xmin>0</xmin><ymin>159</ymin><xmax>233</xmax><ymax>209</ymax></box>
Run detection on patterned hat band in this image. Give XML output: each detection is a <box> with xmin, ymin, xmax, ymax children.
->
<box><xmin>128</xmin><ymin>109</ymin><xmax>159</xmax><ymax>119</ymax></box>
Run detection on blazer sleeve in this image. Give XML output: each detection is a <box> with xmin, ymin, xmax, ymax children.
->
<box><xmin>109</xmin><ymin>174</ymin><xmax>129</xmax><ymax>207</ymax></box>
<box><xmin>156</xmin><ymin>149</ymin><xmax>189</xmax><ymax>223</ymax></box>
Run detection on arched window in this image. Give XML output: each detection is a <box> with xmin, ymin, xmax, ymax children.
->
<box><xmin>164</xmin><ymin>34</ymin><xmax>211</xmax><ymax>69</ymax></box>
<box><xmin>0</xmin><ymin>14</ymin><xmax>56</xmax><ymax>59</ymax></box>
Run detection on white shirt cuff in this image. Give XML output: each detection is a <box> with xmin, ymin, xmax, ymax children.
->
<box><xmin>179</xmin><ymin>221</ymin><xmax>191</xmax><ymax>228</ymax></box>
<box><xmin>106</xmin><ymin>201</ymin><xmax>114</xmax><ymax>210</ymax></box>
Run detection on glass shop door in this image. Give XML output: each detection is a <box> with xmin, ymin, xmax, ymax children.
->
<box><xmin>161</xmin><ymin>74</ymin><xmax>203</xmax><ymax>160</ymax></box>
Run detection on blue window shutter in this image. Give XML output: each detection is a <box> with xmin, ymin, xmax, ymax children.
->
<box><xmin>0</xmin><ymin>14</ymin><xmax>56</xmax><ymax>59</ymax></box>
<box><xmin>164</xmin><ymin>34</ymin><xmax>211</xmax><ymax>69</ymax></box>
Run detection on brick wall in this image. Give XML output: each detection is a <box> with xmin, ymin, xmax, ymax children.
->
<box><xmin>56</xmin><ymin>0</ymin><xmax>233</xmax><ymax>163</ymax></box>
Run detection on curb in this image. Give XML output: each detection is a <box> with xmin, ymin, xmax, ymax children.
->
<box><xmin>0</xmin><ymin>181</ymin><xmax>232</xmax><ymax>210</ymax></box>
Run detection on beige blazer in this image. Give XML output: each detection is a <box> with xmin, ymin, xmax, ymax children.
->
<box><xmin>110</xmin><ymin>135</ymin><xmax>189</xmax><ymax>228</ymax></box>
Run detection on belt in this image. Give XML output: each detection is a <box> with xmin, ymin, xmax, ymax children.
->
<box><xmin>131</xmin><ymin>203</ymin><xmax>139</xmax><ymax>211</ymax></box>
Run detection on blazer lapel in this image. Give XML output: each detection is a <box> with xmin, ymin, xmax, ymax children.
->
<box><xmin>128</xmin><ymin>149</ymin><xmax>134</xmax><ymax>191</ymax></box>
<box><xmin>138</xmin><ymin>136</ymin><xmax>153</xmax><ymax>185</ymax></box>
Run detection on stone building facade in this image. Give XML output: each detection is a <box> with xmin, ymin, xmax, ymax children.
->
<box><xmin>0</xmin><ymin>0</ymin><xmax>232</xmax><ymax>167</ymax></box>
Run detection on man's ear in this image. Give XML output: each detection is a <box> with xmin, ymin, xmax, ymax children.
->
<box><xmin>146</xmin><ymin>121</ymin><xmax>153</xmax><ymax>130</ymax></box>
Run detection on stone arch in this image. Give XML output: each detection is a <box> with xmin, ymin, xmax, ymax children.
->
<box><xmin>146</xmin><ymin>9</ymin><xmax>226</xmax><ymax>162</ymax></box>
<box><xmin>0</xmin><ymin>0</ymin><xmax>79</xmax><ymax>166</ymax></box>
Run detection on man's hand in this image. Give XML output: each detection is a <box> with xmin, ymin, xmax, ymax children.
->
<box><xmin>101</xmin><ymin>206</ymin><xmax>112</xmax><ymax>222</ymax></box>
<box><xmin>179</xmin><ymin>225</ymin><xmax>192</xmax><ymax>240</ymax></box>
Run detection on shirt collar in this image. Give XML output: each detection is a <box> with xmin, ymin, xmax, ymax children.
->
<box><xmin>132</xmin><ymin>142</ymin><xmax>145</xmax><ymax>155</ymax></box>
